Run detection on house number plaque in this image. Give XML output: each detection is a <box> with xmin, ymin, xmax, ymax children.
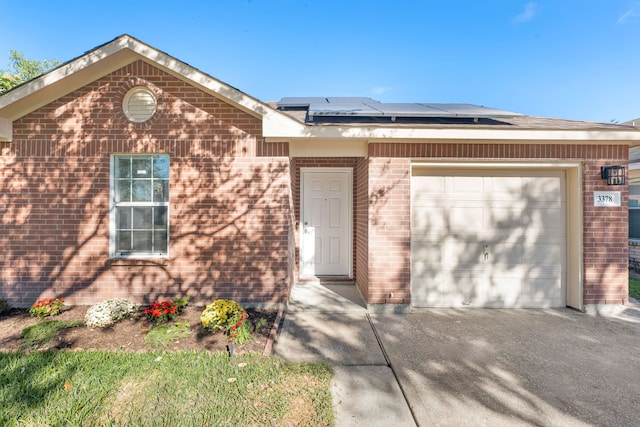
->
<box><xmin>594</xmin><ymin>191</ymin><xmax>621</xmax><ymax>207</ymax></box>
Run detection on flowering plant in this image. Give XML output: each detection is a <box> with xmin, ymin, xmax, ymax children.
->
<box><xmin>29</xmin><ymin>297</ymin><xmax>65</xmax><ymax>319</ymax></box>
<box><xmin>227</xmin><ymin>311</ymin><xmax>252</xmax><ymax>344</ymax></box>
<box><xmin>144</xmin><ymin>296</ymin><xmax>189</xmax><ymax>324</ymax></box>
<box><xmin>85</xmin><ymin>298</ymin><xmax>137</xmax><ymax>328</ymax></box>
<box><xmin>200</xmin><ymin>299</ymin><xmax>253</xmax><ymax>344</ymax></box>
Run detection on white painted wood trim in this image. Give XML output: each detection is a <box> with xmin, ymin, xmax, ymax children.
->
<box><xmin>300</xmin><ymin>167</ymin><xmax>353</xmax><ymax>278</ymax></box>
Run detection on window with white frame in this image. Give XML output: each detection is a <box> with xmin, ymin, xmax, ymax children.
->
<box><xmin>111</xmin><ymin>154</ymin><xmax>169</xmax><ymax>257</ymax></box>
<box><xmin>630</xmin><ymin>181</ymin><xmax>640</xmax><ymax>239</ymax></box>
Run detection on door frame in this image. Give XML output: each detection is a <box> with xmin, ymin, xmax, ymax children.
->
<box><xmin>300</xmin><ymin>167</ymin><xmax>353</xmax><ymax>278</ymax></box>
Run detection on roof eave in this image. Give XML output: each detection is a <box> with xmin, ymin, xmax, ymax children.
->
<box><xmin>263</xmin><ymin>125</ymin><xmax>640</xmax><ymax>143</ymax></box>
<box><xmin>0</xmin><ymin>34</ymin><xmax>304</xmax><ymax>142</ymax></box>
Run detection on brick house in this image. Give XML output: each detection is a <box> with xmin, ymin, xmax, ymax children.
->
<box><xmin>1</xmin><ymin>35</ymin><xmax>638</xmax><ymax>312</ymax></box>
<box><xmin>627</xmin><ymin>118</ymin><xmax>640</xmax><ymax>276</ymax></box>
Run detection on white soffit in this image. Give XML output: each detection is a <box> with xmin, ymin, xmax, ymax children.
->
<box><xmin>264</xmin><ymin>125</ymin><xmax>640</xmax><ymax>142</ymax></box>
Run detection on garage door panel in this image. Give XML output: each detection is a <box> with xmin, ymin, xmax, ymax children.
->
<box><xmin>452</xmin><ymin>176</ymin><xmax>485</xmax><ymax>194</ymax></box>
<box><xmin>525</xmin><ymin>242</ymin><xmax>563</xmax><ymax>265</ymax></box>
<box><xmin>410</xmin><ymin>276</ymin><xmax>442</xmax><ymax>306</ymax></box>
<box><xmin>523</xmin><ymin>176</ymin><xmax>563</xmax><ymax>201</ymax></box>
<box><xmin>411</xmin><ymin>169</ymin><xmax>565</xmax><ymax>308</ymax></box>
<box><xmin>489</xmin><ymin>176</ymin><xmax>524</xmax><ymax>198</ymax></box>
<box><xmin>482</xmin><ymin>277</ymin><xmax>522</xmax><ymax>307</ymax></box>
<box><xmin>411</xmin><ymin>242</ymin><xmax>442</xmax><ymax>270</ymax></box>
<box><xmin>411</xmin><ymin>175</ymin><xmax>445</xmax><ymax>194</ymax></box>
<box><xmin>411</xmin><ymin>206</ymin><xmax>445</xmax><ymax>234</ymax></box>
<box><xmin>523</xmin><ymin>278</ymin><xmax>562</xmax><ymax>307</ymax></box>
<box><xmin>487</xmin><ymin>207</ymin><xmax>525</xmax><ymax>229</ymax></box>
<box><xmin>412</xmin><ymin>273</ymin><xmax>484</xmax><ymax>307</ymax></box>
<box><xmin>450</xmin><ymin>207</ymin><xmax>483</xmax><ymax>230</ymax></box>
<box><xmin>528</xmin><ymin>208</ymin><xmax>564</xmax><ymax>233</ymax></box>
<box><xmin>443</xmin><ymin>239</ymin><xmax>487</xmax><ymax>268</ymax></box>
<box><xmin>486</xmin><ymin>242</ymin><xmax>523</xmax><ymax>266</ymax></box>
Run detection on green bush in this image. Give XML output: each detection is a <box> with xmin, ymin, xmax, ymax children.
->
<box><xmin>0</xmin><ymin>298</ymin><xmax>8</xmax><ymax>315</ymax></box>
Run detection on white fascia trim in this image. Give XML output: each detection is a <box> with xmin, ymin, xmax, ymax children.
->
<box><xmin>264</xmin><ymin>125</ymin><xmax>640</xmax><ymax>142</ymax></box>
<box><xmin>0</xmin><ymin>39</ymin><xmax>129</xmax><ymax>112</ymax></box>
<box><xmin>0</xmin><ymin>118</ymin><xmax>11</xmax><ymax>142</ymax></box>
<box><xmin>0</xmin><ymin>35</ymin><xmax>304</xmax><ymax>134</ymax></box>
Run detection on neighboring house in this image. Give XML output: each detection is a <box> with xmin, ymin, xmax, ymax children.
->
<box><xmin>626</xmin><ymin>119</ymin><xmax>640</xmax><ymax>274</ymax></box>
<box><xmin>1</xmin><ymin>35</ymin><xmax>639</xmax><ymax>312</ymax></box>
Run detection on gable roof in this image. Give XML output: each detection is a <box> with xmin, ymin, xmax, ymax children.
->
<box><xmin>1</xmin><ymin>35</ymin><xmax>639</xmax><ymax>146</ymax></box>
<box><xmin>0</xmin><ymin>34</ymin><xmax>303</xmax><ymax>142</ymax></box>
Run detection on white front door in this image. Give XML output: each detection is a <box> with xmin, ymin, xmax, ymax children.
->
<box><xmin>301</xmin><ymin>168</ymin><xmax>352</xmax><ymax>276</ymax></box>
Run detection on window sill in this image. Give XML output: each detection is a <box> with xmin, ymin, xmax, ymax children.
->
<box><xmin>107</xmin><ymin>258</ymin><xmax>169</xmax><ymax>267</ymax></box>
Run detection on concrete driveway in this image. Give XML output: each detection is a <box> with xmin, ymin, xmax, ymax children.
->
<box><xmin>274</xmin><ymin>283</ymin><xmax>640</xmax><ymax>426</ymax></box>
<box><xmin>372</xmin><ymin>308</ymin><xmax>640</xmax><ymax>426</ymax></box>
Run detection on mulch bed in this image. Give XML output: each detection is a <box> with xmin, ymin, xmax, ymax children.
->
<box><xmin>0</xmin><ymin>305</ymin><xmax>278</xmax><ymax>354</ymax></box>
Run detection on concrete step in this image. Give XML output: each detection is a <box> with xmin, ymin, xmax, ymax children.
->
<box><xmin>287</xmin><ymin>281</ymin><xmax>366</xmax><ymax>313</ymax></box>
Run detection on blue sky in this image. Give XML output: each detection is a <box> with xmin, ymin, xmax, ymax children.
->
<box><xmin>1</xmin><ymin>0</ymin><xmax>639</xmax><ymax>122</ymax></box>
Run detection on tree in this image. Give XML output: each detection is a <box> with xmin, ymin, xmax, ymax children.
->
<box><xmin>0</xmin><ymin>50</ymin><xmax>61</xmax><ymax>94</ymax></box>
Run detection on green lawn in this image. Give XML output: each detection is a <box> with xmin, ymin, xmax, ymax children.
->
<box><xmin>630</xmin><ymin>277</ymin><xmax>640</xmax><ymax>300</ymax></box>
<box><xmin>0</xmin><ymin>351</ymin><xmax>334</xmax><ymax>426</ymax></box>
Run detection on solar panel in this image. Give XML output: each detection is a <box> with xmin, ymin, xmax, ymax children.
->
<box><xmin>276</xmin><ymin>97</ymin><xmax>523</xmax><ymax>120</ymax></box>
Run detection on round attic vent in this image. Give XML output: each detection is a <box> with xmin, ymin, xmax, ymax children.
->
<box><xmin>123</xmin><ymin>87</ymin><xmax>157</xmax><ymax>122</ymax></box>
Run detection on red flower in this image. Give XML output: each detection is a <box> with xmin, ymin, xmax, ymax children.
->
<box><xmin>144</xmin><ymin>297</ymin><xmax>187</xmax><ymax>324</ymax></box>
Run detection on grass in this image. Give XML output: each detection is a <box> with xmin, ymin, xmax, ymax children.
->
<box><xmin>629</xmin><ymin>277</ymin><xmax>640</xmax><ymax>300</ymax></box>
<box><xmin>144</xmin><ymin>321</ymin><xmax>193</xmax><ymax>348</ymax></box>
<box><xmin>0</xmin><ymin>351</ymin><xmax>334</xmax><ymax>426</ymax></box>
<box><xmin>20</xmin><ymin>319</ymin><xmax>84</xmax><ymax>350</ymax></box>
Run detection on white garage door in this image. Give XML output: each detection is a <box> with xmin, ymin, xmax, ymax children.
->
<box><xmin>411</xmin><ymin>169</ymin><xmax>566</xmax><ymax>308</ymax></box>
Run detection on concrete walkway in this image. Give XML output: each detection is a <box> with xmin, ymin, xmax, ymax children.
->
<box><xmin>274</xmin><ymin>283</ymin><xmax>640</xmax><ymax>426</ymax></box>
<box><xmin>274</xmin><ymin>281</ymin><xmax>416</xmax><ymax>426</ymax></box>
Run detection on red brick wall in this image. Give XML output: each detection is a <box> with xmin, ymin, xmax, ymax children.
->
<box><xmin>355</xmin><ymin>157</ymin><xmax>369</xmax><ymax>300</ymax></box>
<box><xmin>366</xmin><ymin>157</ymin><xmax>412</xmax><ymax>304</ymax></box>
<box><xmin>368</xmin><ymin>142</ymin><xmax>629</xmax><ymax>306</ymax></box>
<box><xmin>0</xmin><ymin>60</ymin><xmax>291</xmax><ymax>307</ymax></box>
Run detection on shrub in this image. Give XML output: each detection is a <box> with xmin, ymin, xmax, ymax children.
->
<box><xmin>85</xmin><ymin>298</ymin><xmax>138</xmax><ymax>328</ymax></box>
<box><xmin>29</xmin><ymin>298</ymin><xmax>64</xmax><ymax>319</ymax></box>
<box><xmin>144</xmin><ymin>296</ymin><xmax>190</xmax><ymax>324</ymax></box>
<box><xmin>200</xmin><ymin>299</ymin><xmax>245</xmax><ymax>331</ymax></box>
<box><xmin>200</xmin><ymin>299</ymin><xmax>253</xmax><ymax>344</ymax></box>
<box><xmin>0</xmin><ymin>298</ymin><xmax>8</xmax><ymax>315</ymax></box>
